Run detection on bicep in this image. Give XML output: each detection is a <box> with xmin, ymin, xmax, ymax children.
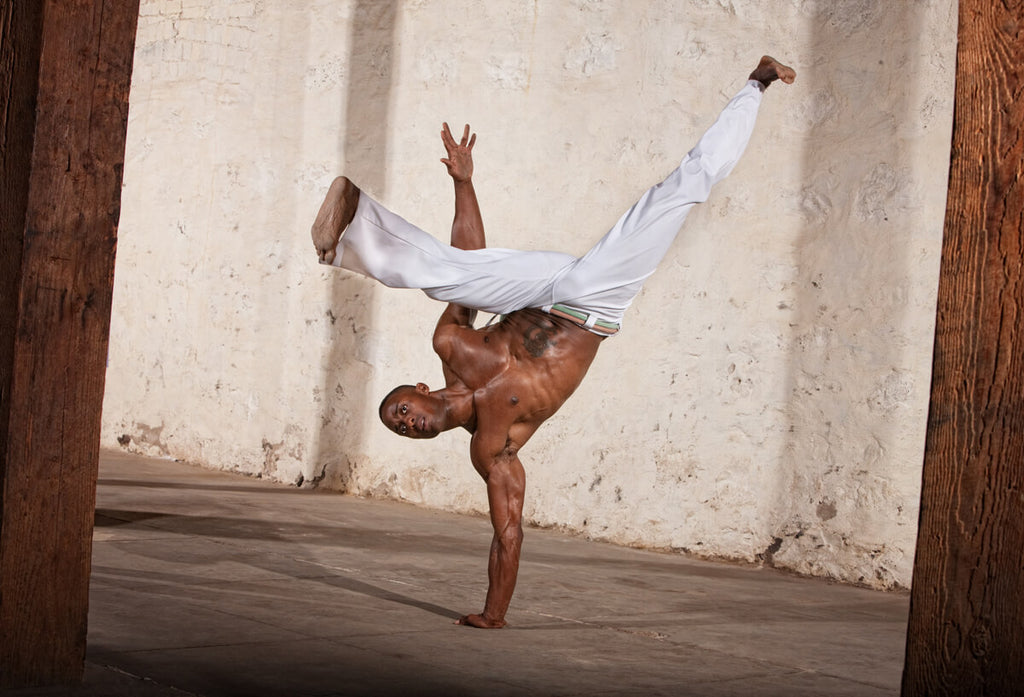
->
<box><xmin>469</xmin><ymin>426</ymin><xmax>509</xmax><ymax>478</ymax></box>
<box><xmin>471</xmin><ymin>430</ymin><xmax>525</xmax><ymax>527</ymax></box>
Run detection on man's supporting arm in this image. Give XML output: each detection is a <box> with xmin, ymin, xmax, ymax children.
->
<box><xmin>459</xmin><ymin>429</ymin><xmax>526</xmax><ymax>628</ymax></box>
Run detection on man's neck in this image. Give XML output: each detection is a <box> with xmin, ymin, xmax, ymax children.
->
<box><xmin>435</xmin><ymin>385</ymin><xmax>476</xmax><ymax>432</ymax></box>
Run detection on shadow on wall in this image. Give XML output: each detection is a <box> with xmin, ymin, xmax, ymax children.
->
<box><xmin>773</xmin><ymin>2</ymin><xmax>939</xmax><ymax>584</ymax></box>
<box><xmin>314</xmin><ymin>0</ymin><xmax>399</xmax><ymax>489</ymax></box>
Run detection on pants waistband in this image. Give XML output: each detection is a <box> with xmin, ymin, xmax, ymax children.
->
<box><xmin>545</xmin><ymin>304</ymin><xmax>620</xmax><ymax>336</ymax></box>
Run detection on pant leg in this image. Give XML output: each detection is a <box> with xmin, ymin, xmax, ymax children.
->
<box><xmin>322</xmin><ymin>191</ymin><xmax>577</xmax><ymax>316</ymax></box>
<box><xmin>547</xmin><ymin>80</ymin><xmax>766</xmax><ymax>325</ymax></box>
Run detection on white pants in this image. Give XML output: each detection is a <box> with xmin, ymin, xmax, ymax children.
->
<box><xmin>323</xmin><ymin>80</ymin><xmax>765</xmax><ymax>333</ymax></box>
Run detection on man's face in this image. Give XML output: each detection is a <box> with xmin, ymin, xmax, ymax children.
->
<box><xmin>379</xmin><ymin>383</ymin><xmax>442</xmax><ymax>439</ymax></box>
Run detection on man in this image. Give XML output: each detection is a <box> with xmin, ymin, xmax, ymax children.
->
<box><xmin>312</xmin><ymin>56</ymin><xmax>795</xmax><ymax>628</ymax></box>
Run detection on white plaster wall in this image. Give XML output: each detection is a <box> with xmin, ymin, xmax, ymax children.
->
<box><xmin>102</xmin><ymin>0</ymin><xmax>957</xmax><ymax>588</ymax></box>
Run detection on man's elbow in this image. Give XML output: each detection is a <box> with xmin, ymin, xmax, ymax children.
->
<box><xmin>497</xmin><ymin>523</ymin><xmax>524</xmax><ymax>550</ymax></box>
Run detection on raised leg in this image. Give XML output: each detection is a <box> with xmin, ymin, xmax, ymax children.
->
<box><xmin>312</xmin><ymin>176</ymin><xmax>361</xmax><ymax>265</ymax></box>
<box><xmin>749</xmin><ymin>55</ymin><xmax>796</xmax><ymax>88</ymax></box>
<box><xmin>549</xmin><ymin>60</ymin><xmax>789</xmax><ymax>322</ymax></box>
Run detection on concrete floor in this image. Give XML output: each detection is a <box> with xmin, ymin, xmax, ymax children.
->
<box><xmin>6</xmin><ymin>450</ymin><xmax>910</xmax><ymax>697</ymax></box>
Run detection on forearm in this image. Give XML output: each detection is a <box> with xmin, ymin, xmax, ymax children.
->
<box><xmin>451</xmin><ymin>179</ymin><xmax>485</xmax><ymax>250</ymax></box>
<box><xmin>438</xmin><ymin>179</ymin><xmax>483</xmax><ymax>327</ymax></box>
<box><xmin>482</xmin><ymin>524</ymin><xmax>523</xmax><ymax>623</ymax></box>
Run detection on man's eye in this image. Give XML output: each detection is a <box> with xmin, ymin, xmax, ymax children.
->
<box><xmin>400</xmin><ymin>405</ymin><xmax>407</xmax><ymax>414</ymax></box>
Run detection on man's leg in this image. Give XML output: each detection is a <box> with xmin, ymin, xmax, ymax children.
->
<box><xmin>750</xmin><ymin>55</ymin><xmax>796</xmax><ymax>88</ymax></box>
<box><xmin>312</xmin><ymin>176</ymin><xmax>360</xmax><ymax>265</ymax></box>
<box><xmin>312</xmin><ymin>184</ymin><xmax>576</xmax><ymax>316</ymax></box>
<box><xmin>311</xmin><ymin>57</ymin><xmax>794</xmax><ymax>320</ymax></box>
<box><xmin>547</xmin><ymin>56</ymin><xmax>795</xmax><ymax>325</ymax></box>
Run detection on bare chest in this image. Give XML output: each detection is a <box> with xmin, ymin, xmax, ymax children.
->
<box><xmin>473</xmin><ymin>313</ymin><xmax>603</xmax><ymax>423</ymax></box>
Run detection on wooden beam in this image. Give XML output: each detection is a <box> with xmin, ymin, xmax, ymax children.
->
<box><xmin>902</xmin><ymin>0</ymin><xmax>1024</xmax><ymax>694</ymax></box>
<box><xmin>0</xmin><ymin>0</ymin><xmax>139</xmax><ymax>687</ymax></box>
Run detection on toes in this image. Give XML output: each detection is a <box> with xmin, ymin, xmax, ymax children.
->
<box><xmin>318</xmin><ymin>248</ymin><xmax>336</xmax><ymax>265</ymax></box>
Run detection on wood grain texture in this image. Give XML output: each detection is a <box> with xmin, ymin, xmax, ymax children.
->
<box><xmin>902</xmin><ymin>0</ymin><xmax>1024</xmax><ymax>694</ymax></box>
<box><xmin>0</xmin><ymin>0</ymin><xmax>139</xmax><ymax>687</ymax></box>
<box><xmin>0</xmin><ymin>0</ymin><xmax>43</xmax><ymax>520</ymax></box>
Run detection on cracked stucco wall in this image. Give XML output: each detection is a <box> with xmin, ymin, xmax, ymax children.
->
<box><xmin>101</xmin><ymin>0</ymin><xmax>957</xmax><ymax>588</ymax></box>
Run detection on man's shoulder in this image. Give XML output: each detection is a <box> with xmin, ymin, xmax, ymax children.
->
<box><xmin>435</xmin><ymin>323</ymin><xmax>518</xmax><ymax>392</ymax></box>
<box><xmin>436</xmin><ymin>322</ymin><xmax>516</xmax><ymax>358</ymax></box>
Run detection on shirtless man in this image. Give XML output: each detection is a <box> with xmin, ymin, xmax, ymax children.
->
<box><xmin>312</xmin><ymin>56</ymin><xmax>795</xmax><ymax>628</ymax></box>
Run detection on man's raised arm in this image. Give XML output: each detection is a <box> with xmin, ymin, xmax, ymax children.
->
<box><xmin>441</xmin><ymin>122</ymin><xmax>485</xmax><ymax>251</ymax></box>
<box><xmin>435</xmin><ymin>123</ymin><xmax>484</xmax><ymax>334</ymax></box>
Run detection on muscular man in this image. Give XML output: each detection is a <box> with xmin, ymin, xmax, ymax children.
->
<box><xmin>312</xmin><ymin>56</ymin><xmax>795</xmax><ymax>628</ymax></box>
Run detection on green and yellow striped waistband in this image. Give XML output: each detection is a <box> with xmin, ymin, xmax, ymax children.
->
<box><xmin>546</xmin><ymin>304</ymin><xmax>620</xmax><ymax>336</ymax></box>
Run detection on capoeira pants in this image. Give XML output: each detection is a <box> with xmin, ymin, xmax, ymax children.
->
<box><xmin>320</xmin><ymin>80</ymin><xmax>766</xmax><ymax>335</ymax></box>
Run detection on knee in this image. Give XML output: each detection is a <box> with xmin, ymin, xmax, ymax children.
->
<box><xmin>687</xmin><ymin>148</ymin><xmax>724</xmax><ymax>179</ymax></box>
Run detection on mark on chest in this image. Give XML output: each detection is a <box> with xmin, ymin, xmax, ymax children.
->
<box><xmin>523</xmin><ymin>323</ymin><xmax>556</xmax><ymax>358</ymax></box>
<box><xmin>510</xmin><ymin>395</ymin><xmax>519</xmax><ymax>405</ymax></box>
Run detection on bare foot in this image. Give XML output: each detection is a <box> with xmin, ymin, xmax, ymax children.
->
<box><xmin>455</xmin><ymin>613</ymin><xmax>506</xmax><ymax>629</ymax></box>
<box><xmin>311</xmin><ymin>176</ymin><xmax>360</xmax><ymax>265</ymax></box>
<box><xmin>749</xmin><ymin>55</ymin><xmax>796</xmax><ymax>88</ymax></box>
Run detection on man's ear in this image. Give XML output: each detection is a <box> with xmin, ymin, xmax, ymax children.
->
<box><xmin>415</xmin><ymin>382</ymin><xmax>430</xmax><ymax>394</ymax></box>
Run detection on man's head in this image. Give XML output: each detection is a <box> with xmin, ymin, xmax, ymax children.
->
<box><xmin>378</xmin><ymin>382</ymin><xmax>446</xmax><ymax>439</ymax></box>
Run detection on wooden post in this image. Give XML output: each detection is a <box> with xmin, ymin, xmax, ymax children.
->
<box><xmin>902</xmin><ymin>1</ymin><xmax>1024</xmax><ymax>694</ymax></box>
<box><xmin>0</xmin><ymin>0</ymin><xmax>139</xmax><ymax>687</ymax></box>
